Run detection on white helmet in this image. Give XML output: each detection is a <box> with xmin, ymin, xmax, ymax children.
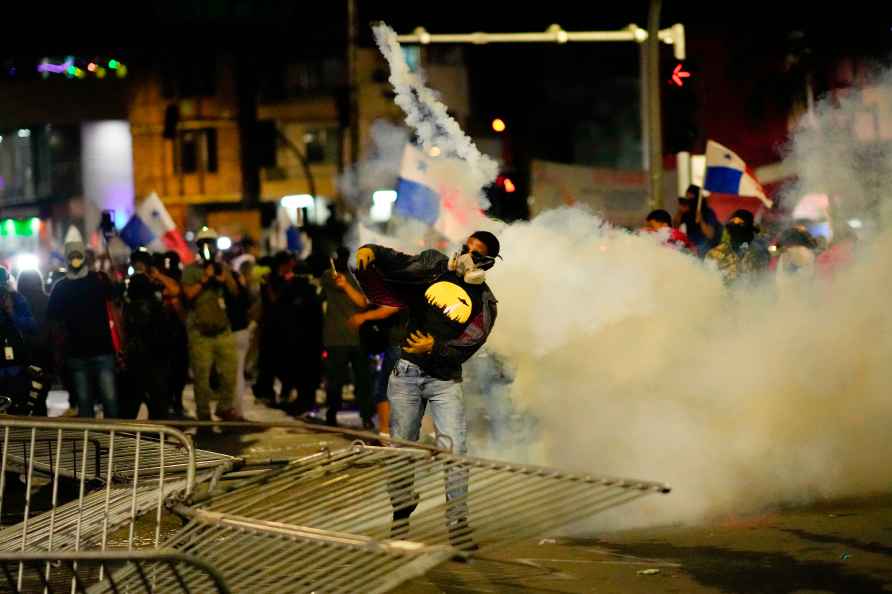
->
<box><xmin>195</xmin><ymin>226</ymin><xmax>219</xmax><ymax>243</ymax></box>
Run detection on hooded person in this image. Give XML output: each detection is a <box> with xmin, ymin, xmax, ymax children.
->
<box><xmin>354</xmin><ymin>230</ymin><xmax>499</xmax><ymax>550</ymax></box>
<box><xmin>706</xmin><ymin>208</ymin><xmax>772</xmax><ymax>286</ymax></box>
<box><xmin>63</xmin><ymin>230</ymin><xmax>89</xmax><ymax>280</ymax></box>
<box><xmin>47</xmin><ymin>227</ymin><xmax>119</xmax><ymax>418</ymax></box>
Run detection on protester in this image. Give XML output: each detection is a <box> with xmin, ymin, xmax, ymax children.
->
<box><xmin>251</xmin><ymin>255</ymin><xmax>279</xmax><ymax>405</ymax></box>
<box><xmin>320</xmin><ymin>247</ymin><xmax>374</xmax><ymax>428</ymax></box>
<box><xmin>0</xmin><ymin>266</ymin><xmax>38</xmax><ymax>413</ymax></box>
<box><xmin>674</xmin><ymin>185</ymin><xmax>722</xmax><ymax>257</ymax></box>
<box><xmin>645</xmin><ymin>209</ymin><xmax>694</xmax><ymax>252</ymax></box>
<box><xmin>153</xmin><ymin>251</ymin><xmax>191</xmax><ymax>418</ymax></box>
<box><xmin>706</xmin><ymin>209</ymin><xmax>772</xmax><ymax>286</ymax></box>
<box><xmin>355</xmin><ymin>230</ymin><xmax>500</xmax><ymax>549</ymax></box>
<box><xmin>16</xmin><ymin>269</ymin><xmax>52</xmax><ymax>374</ymax></box>
<box><xmin>47</xmin><ymin>235</ymin><xmax>119</xmax><ymax>418</ymax></box>
<box><xmin>119</xmin><ymin>251</ymin><xmax>173</xmax><ymax>419</ymax></box>
<box><xmin>226</xmin><ymin>260</ymin><xmax>256</xmax><ymax>417</ymax></box>
<box><xmin>264</xmin><ymin>252</ymin><xmax>323</xmax><ymax>416</ymax></box>
<box><xmin>181</xmin><ymin>227</ymin><xmax>244</xmax><ymax>423</ymax></box>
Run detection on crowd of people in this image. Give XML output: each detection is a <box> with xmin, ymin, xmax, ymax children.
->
<box><xmin>0</xmin><ymin>199</ymin><xmax>857</xmax><ymax>548</ymax></box>
<box><xmin>644</xmin><ymin>185</ymin><xmax>856</xmax><ymax>288</ymax></box>
<box><xmin>0</xmin><ymin>187</ymin><xmax>858</xmax><ymax>438</ymax></box>
<box><xmin>0</xmin><ymin>224</ymin><xmax>415</xmax><ymax>434</ymax></box>
<box><xmin>0</xmin><ymin>223</ymin><xmax>503</xmax><ymax>549</ymax></box>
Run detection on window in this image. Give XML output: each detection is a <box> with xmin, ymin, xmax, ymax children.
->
<box><xmin>303</xmin><ymin>127</ymin><xmax>338</xmax><ymax>164</ymax></box>
<box><xmin>176</xmin><ymin>129</ymin><xmax>218</xmax><ymax>174</ymax></box>
<box><xmin>0</xmin><ymin>130</ymin><xmax>35</xmax><ymax>204</ymax></box>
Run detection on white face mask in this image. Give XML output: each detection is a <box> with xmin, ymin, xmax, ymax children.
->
<box><xmin>449</xmin><ymin>251</ymin><xmax>486</xmax><ymax>285</ymax></box>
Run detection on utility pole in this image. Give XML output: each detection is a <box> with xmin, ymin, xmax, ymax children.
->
<box><xmin>347</xmin><ymin>0</ymin><xmax>360</xmax><ymax>169</ymax></box>
<box><xmin>646</xmin><ymin>0</ymin><xmax>664</xmax><ymax>209</ymax></box>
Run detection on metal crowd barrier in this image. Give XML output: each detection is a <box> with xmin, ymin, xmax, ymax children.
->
<box><xmin>199</xmin><ymin>442</ymin><xmax>671</xmax><ymax>553</ymax></box>
<box><xmin>0</xmin><ymin>417</ymin><xmax>671</xmax><ymax>593</ymax></box>
<box><xmin>0</xmin><ymin>418</ymin><xmax>237</xmax><ymax>593</ymax></box>
<box><xmin>0</xmin><ymin>551</ymin><xmax>230</xmax><ymax>594</ymax></box>
<box><xmin>108</xmin><ymin>513</ymin><xmax>453</xmax><ymax>594</ymax></box>
<box><xmin>111</xmin><ymin>441</ymin><xmax>668</xmax><ymax>592</ymax></box>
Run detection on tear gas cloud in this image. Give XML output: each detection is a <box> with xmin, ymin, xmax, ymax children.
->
<box><xmin>362</xmin><ymin>24</ymin><xmax>892</xmax><ymax>529</ymax></box>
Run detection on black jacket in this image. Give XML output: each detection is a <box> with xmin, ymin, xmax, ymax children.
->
<box><xmin>356</xmin><ymin>245</ymin><xmax>497</xmax><ymax>381</ymax></box>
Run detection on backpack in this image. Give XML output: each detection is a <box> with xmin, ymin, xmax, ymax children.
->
<box><xmin>192</xmin><ymin>287</ymin><xmax>230</xmax><ymax>337</ymax></box>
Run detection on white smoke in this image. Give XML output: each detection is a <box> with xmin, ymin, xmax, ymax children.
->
<box><xmin>364</xmin><ymin>22</ymin><xmax>892</xmax><ymax>530</ymax></box>
<box><xmin>478</xmin><ymin>75</ymin><xmax>892</xmax><ymax>529</ymax></box>
<box><xmin>371</xmin><ymin>23</ymin><xmax>498</xmax><ymax>205</ymax></box>
<box><xmin>338</xmin><ymin>120</ymin><xmax>409</xmax><ymax>213</ymax></box>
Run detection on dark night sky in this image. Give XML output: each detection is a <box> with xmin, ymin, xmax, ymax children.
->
<box><xmin>5</xmin><ymin>0</ymin><xmax>892</xmax><ymax>172</ymax></box>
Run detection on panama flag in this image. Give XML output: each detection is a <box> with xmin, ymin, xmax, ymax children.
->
<box><xmin>394</xmin><ymin>145</ymin><xmax>441</xmax><ymax>225</ymax></box>
<box><xmin>703</xmin><ymin>140</ymin><xmax>773</xmax><ymax>209</ymax></box>
<box><xmin>394</xmin><ymin>145</ymin><xmax>486</xmax><ymax>241</ymax></box>
<box><xmin>119</xmin><ymin>192</ymin><xmax>194</xmax><ymax>263</ymax></box>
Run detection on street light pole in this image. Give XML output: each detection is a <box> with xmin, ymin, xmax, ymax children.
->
<box><xmin>396</xmin><ymin>21</ymin><xmax>685</xmax><ymax>211</ymax></box>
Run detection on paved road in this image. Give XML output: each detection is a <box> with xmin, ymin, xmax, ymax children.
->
<box><xmin>48</xmin><ymin>389</ymin><xmax>892</xmax><ymax>593</ymax></box>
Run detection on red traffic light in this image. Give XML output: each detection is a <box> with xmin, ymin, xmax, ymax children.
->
<box><xmin>669</xmin><ymin>63</ymin><xmax>690</xmax><ymax>87</ymax></box>
<box><xmin>496</xmin><ymin>175</ymin><xmax>516</xmax><ymax>193</ymax></box>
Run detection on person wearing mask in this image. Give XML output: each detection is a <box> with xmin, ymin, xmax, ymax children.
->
<box><xmin>645</xmin><ymin>209</ymin><xmax>694</xmax><ymax>252</ymax></box>
<box><xmin>47</xmin><ymin>234</ymin><xmax>119</xmax><ymax>418</ymax></box>
<box><xmin>320</xmin><ymin>247</ymin><xmax>374</xmax><ymax>428</ymax></box>
<box><xmin>119</xmin><ymin>250</ymin><xmax>173</xmax><ymax>419</ymax></box>
<box><xmin>355</xmin><ymin>231</ymin><xmax>500</xmax><ymax>550</ymax></box>
<box><xmin>181</xmin><ymin>227</ymin><xmax>244</xmax><ymax>423</ymax></box>
<box><xmin>707</xmin><ymin>209</ymin><xmax>772</xmax><ymax>286</ymax></box>
<box><xmin>673</xmin><ymin>185</ymin><xmax>722</xmax><ymax>257</ymax></box>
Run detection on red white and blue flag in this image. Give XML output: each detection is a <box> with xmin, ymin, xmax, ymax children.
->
<box><xmin>119</xmin><ymin>193</ymin><xmax>193</xmax><ymax>263</ymax></box>
<box><xmin>704</xmin><ymin>140</ymin><xmax>773</xmax><ymax>208</ymax></box>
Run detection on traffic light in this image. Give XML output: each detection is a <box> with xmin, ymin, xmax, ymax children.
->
<box><xmin>662</xmin><ymin>58</ymin><xmax>698</xmax><ymax>153</ymax></box>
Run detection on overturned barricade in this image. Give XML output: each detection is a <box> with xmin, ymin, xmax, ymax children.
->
<box><xmin>0</xmin><ymin>418</ymin><xmax>670</xmax><ymax>593</ymax></box>
<box><xmin>117</xmin><ymin>440</ymin><xmax>670</xmax><ymax>592</ymax></box>
<box><xmin>0</xmin><ymin>551</ymin><xmax>231</xmax><ymax>594</ymax></box>
<box><xmin>0</xmin><ymin>418</ymin><xmax>236</xmax><ymax>592</ymax></box>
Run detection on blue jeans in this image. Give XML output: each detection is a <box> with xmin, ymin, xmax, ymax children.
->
<box><xmin>388</xmin><ymin>359</ymin><xmax>468</xmax><ymax>523</ymax></box>
<box><xmin>67</xmin><ymin>354</ymin><xmax>118</xmax><ymax>418</ymax></box>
